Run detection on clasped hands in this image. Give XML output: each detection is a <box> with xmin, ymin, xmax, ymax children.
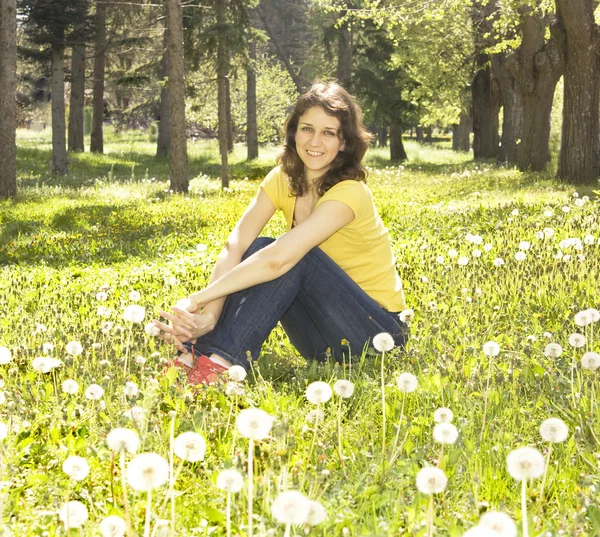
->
<box><xmin>152</xmin><ymin>297</ymin><xmax>216</xmax><ymax>353</ymax></box>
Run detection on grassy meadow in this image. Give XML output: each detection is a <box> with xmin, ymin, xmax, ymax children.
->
<box><xmin>0</xmin><ymin>128</ymin><xmax>599</xmax><ymax>536</ymax></box>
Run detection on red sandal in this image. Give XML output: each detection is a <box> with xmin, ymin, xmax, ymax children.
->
<box><xmin>187</xmin><ymin>354</ymin><xmax>229</xmax><ymax>385</ymax></box>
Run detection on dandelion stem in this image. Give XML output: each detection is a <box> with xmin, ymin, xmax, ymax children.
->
<box><xmin>570</xmin><ymin>351</ymin><xmax>577</xmax><ymax>409</ymax></box>
<box><xmin>438</xmin><ymin>444</ymin><xmax>445</xmax><ymax>470</ymax></box>
<box><xmin>337</xmin><ymin>396</ymin><xmax>345</xmax><ymax>470</ymax></box>
<box><xmin>119</xmin><ymin>451</ymin><xmax>134</xmax><ymax>537</ymax></box>
<box><xmin>381</xmin><ymin>350</ymin><xmax>387</xmax><ymax>458</ymax></box>
<box><xmin>144</xmin><ymin>488</ymin><xmax>152</xmax><ymax>537</ymax></box>
<box><xmin>521</xmin><ymin>478</ymin><xmax>529</xmax><ymax>537</ymax></box>
<box><xmin>284</xmin><ymin>523</ymin><xmax>291</xmax><ymax>537</ymax></box>
<box><xmin>124</xmin><ymin>325</ymin><xmax>133</xmax><ymax>376</ymax></box>
<box><xmin>226</xmin><ymin>492</ymin><xmax>231</xmax><ymax>537</ymax></box>
<box><xmin>538</xmin><ymin>442</ymin><xmax>552</xmax><ymax>513</ymax></box>
<box><xmin>169</xmin><ymin>412</ymin><xmax>176</xmax><ymax>537</ymax></box>
<box><xmin>480</xmin><ymin>354</ymin><xmax>493</xmax><ymax>445</ymax></box>
<box><xmin>389</xmin><ymin>393</ymin><xmax>405</xmax><ymax>463</ymax></box>
<box><xmin>302</xmin><ymin>405</ymin><xmax>320</xmax><ymax>489</ymax></box>
<box><xmin>427</xmin><ymin>494</ymin><xmax>434</xmax><ymax>537</ymax></box>
<box><xmin>248</xmin><ymin>438</ymin><xmax>254</xmax><ymax>537</ymax></box>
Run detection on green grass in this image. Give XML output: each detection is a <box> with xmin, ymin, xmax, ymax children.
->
<box><xmin>0</xmin><ymin>129</ymin><xmax>599</xmax><ymax>536</ymax></box>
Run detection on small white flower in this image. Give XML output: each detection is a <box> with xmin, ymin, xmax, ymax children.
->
<box><xmin>305</xmin><ymin>500</ymin><xmax>327</xmax><ymax>526</ymax></box>
<box><xmin>584</xmin><ymin>234</ymin><xmax>595</xmax><ymax>245</ymax></box>
<box><xmin>124</xmin><ymin>381</ymin><xmax>139</xmax><ymax>397</ymax></box>
<box><xmin>101</xmin><ymin>321</ymin><xmax>114</xmax><ymax>334</ymax></box>
<box><xmin>398</xmin><ymin>309</ymin><xmax>414</xmax><ymax>323</ymax></box>
<box><xmin>493</xmin><ymin>258</ymin><xmax>505</xmax><ymax>267</ymax></box>
<box><xmin>59</xmin><ymin>501</ymin><xmax>88</xmax><ymax>529</ymax></box>
<box><xmin>196</xmin><ymin>243</ymin><xmax>207</xmax><ymax>253</ymax></box>
<box><xmin>514</xmin><ymin>251</ymin><xmax>526</xmax><ymax>262</ymax></box>
<box><xmin>35</xmin><ymin>323</ymin><xmax>47</xmax><ymax>333</ymax></box>
<box><xmin>506</xmin><ymin>447</ymin><xmax>545</xmax><ymax>480</ymax></box>
<box><xmin>144</xmin><ymin>323</ymin><xmax>160</xmax><ymax>337</ymax></box>
<box><xmin>433</xmin><ymin>407</ymin><xmax>454</xmax><ymax>424</ymax></box>
<box><xmin>228</xmin><ymin>365</ymin><xmax>247</xmax><ymax>382</ymax></box>
<box><xmin>543</xmin><ymin>209</ymin><xmax>553</xmax><ymax>218</ymax></box>
<box><xmin>539</xmin><ymin>418</ymin><xmax>568</xmax><ymax>443</ymax></box>
<box><xmin>458</xmin><ymin>256</ymin><xmax>469</xmax><ymax>266</ymax></box>
<box><xmin>306</xmin><ymin>381</ymin><xmax>333</xmax><ymax>404</ymax></box>
<box><xmin>216</xmin><ymin>468</ymin><xmax>244</xmax><ymax>493</ymax></box>
<box><xmin>271</xmin><ymin>491</ymin><xmax>310</xmax><ymax>525</ymax></box>
<box><xmin>106</xmin><ymin>428</ymin><xmax>140</xmax><ymax>454</ymax></box>
<box><xmin>373</xmin><ymin>332</ymin><xmax>395</xmax><ymax>352</ymax></box>
<box><xmin>85</xmin><ymin>384</ymin><xmax>104</xmax><ymax>400</ymax></box>
<box><xmin>174</xmin><ymin>431</ymin><xmax>206</xmax><ymax>462</ymax></box>
<box><xmin>0</xmin><ymin>347</ymin><xmax>11</xmax><ymax>365</ymax></box>
<box><xmin>568</xmin><ymin>333</ymin><xmax>586</xmax><ymax>348</ymax></box>
<box><xmin>305</xmin><ymin>409</ymin><xmax>324</xmax><ymax>424</ymax></box>
<box><xmin>511</xmin><ymin>209</ymin><xmax>519</xmax><ymax>217</ymax></box>
<box><xmin>135</xmin><ymin>355</ymin><xmax>147</xmax><ymax>365</ymax></box>
<box><xmin>483</xmin><ymin>243</ymin><xmax>493</xmax><ymax>252</ymax></box>
<box><xmin>448</xmin><ymin>249</ymin><xmax>458</xmax><ymax>258</ymax></box>
<box><xmin>518</xmin><ymin>241</ymin><xmax>530</xmax><ymax>251</ymax></box>
<box><xmin>0</xmin><ymin>392</ymin><xmax>5</xmax><ymax>405</ymax></box>
<box><xmin>0</xmin><ymin>422</ymin><xmax>7</xmax><ymax>440</ymax></box>
<box><xmin>574</xmin><ymin>310</ymin><xmax>593</xmax><ymax>327</ymax></box>
<box><xmin>126</xmin><ymin>453</ymin><xmax>169</xmax><ymax>491</ymax></box>
<box><xmin>472</xmin><ymin>249</ymin><xmax>481</xmax><ymax>258</ymax></box>
<box><xmin>225</xmin><ymin>382</ymin><xmax>246</xmax><ymax>396</ymax></box>
<box><xmin>416</xmin><ymin>467</ymin><xmax>447</xmax><ymax>494</ymax></box>
<box><xmin>96</xmin><ymin>291</ymin><xmax>108</xmax><ymax>301</ymax></box>
<box><xmin>478</xmin><ymin>511</ymin><xmax>517</xmax><ymax>537</ymax></box>
<box><xmin>333</xmin><ymin>379</ymin><xmax>355</xmax><ymax>398</ymax></box>
<box><xmin>472</xmin><ymin>235</ymin><xmax>483</xmax><ymax>245</ymax></box>
<box><xmin>433</xmin><ymin>423</ymin><xmax>459</xmax><ymax>445</ymax></box>
<box><xmin>32</xmin><ymin>357</ymin><xmax>53</xmax><ymax>373</ymax></box>
<box><xmin>99</xmin><ymin>515</ymin><xmax>126</xmax><ymax>537</ymax></box>
<box><xmin>123</xmin><ymin>305</ymin><xmax>145</xmax><ymax>324</ymax></box>
<box><xmin>544</xmin><ymin>343</ymin><xmax>562</xmax><ymax>358</ymax></box>
<box><xmin>129</xmin><ymin>291</ymin><xmax>141</xmax><ymax>302</ymax></box>
<box><xmin>586</xmin><ymin>308</ymin><xmax>600</xmax><ymax>322</ymax></box>
<box><xmin>62</xmin><ymin>456</ymin><xmax>90</xmax><ymax>481</ymax></box>
<box><xmin>534</xmin><ymin>231</ymin><xmax>544</xmax><ymax>239</ymax></box>
<box><xmin>543</xmin><ymin>228</ymin><xmax>555</xmax><ymax>239</ymax></box>
<box><xmin>236</xmin><ymin>408</ymin><xmax>274</xmax><ymax>440</ymax></box>
<box><xmin>97</xmin><ymin>306</ymin><xmax>112</xmax><ymax>318</ymax></box>
<box><xmin>436</xmin><ymin>255</ymin><xmax>445</xmax><ymax>264</ymax></box>
<box><xmin>66</xmin><ymin>341</ymin><xmax>83</xmax><ymax>356</ymax></box>
<box><xmin>396</xmin><ymin>372</ymin><xmax>418</xmax><ymax>393</ymax></box>
<box><xmin>562</xmin><ymin>206</ymin><xmax>570</xmax><ymax>213</ymax></box>
<box><xmin>42</xmin><ymin>342</ymin><xmax>54</xmax><ymax>354</ymax></box>
<box><xmin>483</xmin><ymin>341</ymin><xmax>500</xmax><ymax>357</ymax></box>
<box><xmin>123</xmin><ymin>406</ymin><xmax>146</xmax><ymax>422</ymax></box>
<box><xmin>581</xmin><ymin>352</ymin><xmax>600</xmax><ymax>371</ymax></box>
<box><xmin>62</xmin><ymin>380</ymin><xmax>79</xmax><ymax>394</ymax></box>
<box><xmin>575</xmin><ymin>198</ymin><xmax>584</xmax><ymax>207</ymax></box>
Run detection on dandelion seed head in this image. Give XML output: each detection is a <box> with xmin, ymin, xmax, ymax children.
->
<box><xmin>574</xmin><ymin>310</ymin><xmax>593</xmax><ymax>327</ymax></box>
<box><xmin>126</xmin><ymin>453</ymin><xmax>169</xmax><ymax>491</ymax></box>
<box><xmin>568</xmin><ymin>333</ymin><xmax>586</xmax><ymax>348</ymax></box>
<box><xmin>436</xmin><ymin>255</ymin><xmax>445</xmax><ymax>264</ymax></box>
<box><xmin>129</xmin><ymin>291</ymin><xmax>141</xmax><ymax>302</ymax></box>
<box><xmin>99</xmin><ymin>515</ymin><xmax>126</xmax><ymax>537</ymax></box>
<box><xmin>373</xmin><ymin>332</ymin><xmax>395</xmax><ymax>352</ymax></box>
<box><xmin>96</xmin><ymin>291</ymin><xmax>108</xmax><ymax>301</ymax></box>
<box><xmin>66</xmin><ymin>341</ymin><xmax>83</xmax><ymax>356</ymax></box>
<box><xmin>123</xmin><ymin>406</ymin><xmax>146</xmax><ymax>422</ymax></box>
<box><xmin>434</xmin><ymin>407</ymin><xmax>454</xmax><ymax>424</ymax></box>
<box><xmin>544</xmin><ymin>343</ymin><xmax>562</xmax><ymax>358</ymax></box>
<box><xmin>483</xmin><ymin>341</ymin><xmax>500</xmax><ymax>357</ymax></box>
<box><xmin>227</xmin><ymin>365</ymin><xmax>247</xmax><ymax>382</ymax></box>
<box><xmin>398</xmin><ymin>309</ymin><xmax>414</xmax><ymax>323</ymax></box>
<box><xmin>462</xmin><ymin>527</ymin><xmax>502</xmax><ymax>537</ymax></box>
<box><xmin>305</xmin><ymin>409</ymin><xmax>325</xmax><ymax>424</ymax></box>
<box><xmin>306</xmin><ymin>381</ymin><xmax>333</xmax><ymax>404</ymax></box>
<box><xmin>483</xmin><ymin>243</ymin><xmax>493</xmax><ymax>252</ymax></box>
<box><xmin>581</xmin><ymin>352</ymin><xmax>600</xmax><ymax>371</ymax></box>
<box><xmin>144</xmin><ymin>323</ymin><xmax>160</xmax><ymax>337</ymax></box>
<box><xmin>478</xmin><ymin>511</ymin><xmax>517</xmax><ymax>537</ymax></box>
<box><xmin>506</xmin><ymin>447</ymin><xmax>545</xmax><ymax>480</ymax></box>
<box><xmin>216</xmin><ymin>468</ymin><xmax>244</xmax><ymax>493</ymax></box>
<box><xmin>124</xmin><ymin>381</ymin><xmax>138</xmax><ymax>397</ymax></box>
<box><xmin>271</xmin><ymin>491</ymin><xmax>310</xmax><ymax>525</ymax></box>
<box><xmin>493</xmin><ymin>258</ymin><xmax>505</xmax><ymax>267</ymax></box>
<box><xmin>62</xmin><ymin>456</ymin><xmax>90</xmax><ymax>481</ymax></box>
<box><xmin>306</xmin><ymin>500</ymin><xmax>327</xmax><ymax>526</ymax></box>
<box><xmin>236</xmin><ymin>408</ymin><xmax>274</xmax><ymax>440</ymax></box>
<box><xmin>539</xmin><ymin>418</ymin><xmax>568</xmax><ymax>443</ymax></box>
<box><xmin>85</xmin><ymin>384</ymin><xmax>104</xmax><ymax>400</ymax></box>
<box><xmin>225</xmin><ymin>382</ymin><xmax>246</xmax><ymax>396</ymax></box>
<box><xmin>123</xmin><ymin>305</ymin><xmax>145</xmax><ymax>324</ymax></box>
<box><xmin>586</xmin><ymin>308</ymin><xmax>600</xmax><ymax>322</ymax></box>
<box><xmin>518</xmin><ymin>241</ymin><xmax>530</xmax><ymax>251</ymax></box>
<box><xmin>396</xmin><ymin>372</ymin><xmax>418</xmax><ymax>393</ymax></box>
<box><xmin>333</xmin><ymin>379</ymin><xmax>355</xmax><ymax>398</ymax></box>
<box><xmin>0</xmin><ymin>423</ymin><xmax>7</xmax><ymax>441</ymax></box>
<box><xmin>32</xmin><ymin>357</ymin><xmax>53</xmax><ymax>373</ymax></box>
<box><xmin>416</xmin><ymin>467</ymin><xmax>447</xmax><ymax>494</ymax></box>
<box><xmin>458</xmin><ymin>256</ymin><xmax>469</xmax><ymax>266</ymax></box>
<box><xmin>514</xmin><ymin>251</ymin><xmax>526</xmax><ymax>262</ymax></box>
<box><xmin>433</xmin><ymin>423</ymin><xmax>459</xmax><ymax>445</ymax></box>
<box><xmin>59</xmin><ymin>501</ymin><xmax>88</xmax><ymax>529</ymax></box>
<box><xmin>0</xmin><ymin>347</ymin><xmax>11</xmax><ymax>365</ymax></box>
<box><xmin>106</xmin><ymin>428</ymin><xmax>140</xmax><ymax>454</ymax></box>
<box><xmin>174</xmin><ymin>431</ymin><xmax>206</xmax><ymax>462</ymax></box>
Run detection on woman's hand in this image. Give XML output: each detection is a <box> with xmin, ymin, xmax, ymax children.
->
<box><xmin>153</xmin><ymin>307</ymin><xmax>217</xmax><ymax>351</ymax></box>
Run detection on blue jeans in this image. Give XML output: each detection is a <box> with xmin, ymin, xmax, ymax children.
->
<box><xmin>185</xmin><ymin>237</ymin><xmax>408</xmax><ymax>369</ymax></box>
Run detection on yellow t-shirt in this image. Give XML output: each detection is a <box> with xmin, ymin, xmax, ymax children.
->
<box><xmin>259</xmin><ymin>166</ymin><xmax>406</xmax><ymax>312</ymax></box>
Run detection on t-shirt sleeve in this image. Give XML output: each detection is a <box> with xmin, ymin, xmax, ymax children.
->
<box><xmin>321</xmin><ymin>180</ymin><xmax>366</xmax><ymax>220</ymax></box>
<box><xmin>259</xmin><ymin>167</ymin><xmax>284</xmax><ymax>211</ymax></box>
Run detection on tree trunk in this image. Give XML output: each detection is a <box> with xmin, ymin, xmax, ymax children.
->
<box><xmin>424</xmin><ymin>126</ymin><xmax>433</xmax><ymax>143</ymax></box>
<box><xmin>492</xmin><ymin>54</ymin><xmax>523</xmax><ymax>164</ymax></box>
<box><xmin>68</xmin><ymin>42</ymin><xmax>86</xmax><ymax>152</ymax></box>
<box><xmin>510</xmin><ymin>11</ymin><xmax>563</xmax><ymax>171</ymax></box>
<box><xmin>225</xmin><ymin>75</ymin><xmax>233</xmax><ymax>153</ymax></box>
<box><xmin>390</xmin><ymin>123</ymin><xmax>407</xmax><ymax>161</ymax></box>
<box><xmin>0</xmin><ymin>0</ymin><xmax>17</xmax><ymax>199</ymax></box>
<box><xmin>156</xmin><ymin>40</ymin><xmax>170</xmax><ymax>157</ymax></box>
<box><xmin>471</xmin><ymin>62</ymin><xmax>500</xmax><ymax>159</ymax></box>
<box><xmin>165</xmin><ymin>0</ymin><xmax>188</xmax><ymax>193</ymax></box>
<box><xmin>378</xmin><ymin>127</ymin><xmax>387</xmax><ymax>148</ymax></box>
<box><xmin>452</xmin><ymin>111</ymin><xmax>471</xmax><ymax>151</ymax></box>
<box><xmin>246</xmin><ymin>40</ymin><xmax>258</xmax><ymax>160</ymax></box>
<box><xmin>415</xmin><ymin>126</ymin><xmax>424</xmax><ymax>142</ymax></box>
<box><xmin>337</xmin><ymin>7</ymin><xmax>352</xmax><ymax>89</ymax></box>
<box><xmin>51</xmin><ymin>44</ymin><xmax>68</xmax><ymax>175</ymax></box>
<box><xmin>90</xmin><ymin>1</ymin><xmax>106</xmax><ymax>154</ymax></box>
<box><xmin>555</xmin><ymin>0</ymin><xmax>600</xmax><ymax>184</ymax></box>
<box><xmin>217</xmin><ymin>0</ymin><xmax>229</xmax><ymax>188</ymax></box>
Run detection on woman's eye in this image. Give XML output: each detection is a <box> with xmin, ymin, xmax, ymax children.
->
<box><xmin>324</xmin><ymin>131</ymin><xmax>335</xmax><ymax>136</ymax></box>
<box><xmin>302</xmin><ymin>127</ymin><xmax>312</xmax><ymax>132</ymax></box>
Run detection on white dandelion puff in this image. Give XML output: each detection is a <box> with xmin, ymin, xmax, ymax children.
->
<box><xmin>271</xmin><ymin>491</ymin><xmax>310</xmax><ymax>525</ymax></box>
<box><xmin>398</xmin><ymin>309</ymin><xmax>414</xmax><ymax>323</ymax></box>
<box><xmin>59</xmin><ymin>501</ymin><xmax>88</xmax><ymax>529</ymax></box>
<box><xmin>306</xmin><ymin>381</ymin><xmax>333</xmax><ymax>404</ymax></box>
<box><xmin>216</xmin><ymin>468</ymin><xmax>244</xmax><ymax>493</ymax></box>
<box><xmin>227</xmin><ymin>365</ymin><xmax>247</xmax><ymax>382</ymax></box>
<box><xmin>539</xmin><ymin>418</ymin><xmax>568</xmax><ymax>443</ymax></box>
<box><xmin>61</xmin><ymin>379</ymin><xmax>79</xmax><ymax>394</ymax></box>
<box><xmin>124</xmin><ymin>381</ymin><xmax>139</xmax><ymax>397</ymax></box>
<box><xmin>123</xmin><ymin>305</ymin><xmax>145</xmax><ymax>324</ymax></box>
<box><xmin>129</xmin><ymin>291</ymin><xmax>141</xmax><ymax>302</ymax></box>
<box><xmin>106</xmin><ymin>428</ymin><xmax>140</xmax><ymax>454</ymax></box>
<box><xmin>478</xmin><ymin>511</ymin><xmax>517</xmax><ymax>537</ymax></box>
<box><xmin>305</xmin><ymin>500</ymin><xmax>327</xmax><ymax>526</ymax></box>
<box><xmin>0</xmin><ymin>347</ymin><xmax>11</xmax><ymax>365</ymax></box>
<box><xmin>174</xmin><ymin>431</ymin><xmax>206</xmax><ymax>462</ymax></box>
<box><xmin>581</xmin><ymin>352</ymin><xmax>600</xmax><ymax>371</ymax></box>
<box><xmin>506</xmin><ymin>447</ymin><xmax>545</xmax><ymax>480</ymax></box>
<box><xmin>458</xmin><ymin>256</ymin><xmax>469</xmax><ymax>266</ymax></box>
<box><xmin>448</xmin><ymin>249</ymin><xmax>458</xmax><ymax>258</ymax></box>
<box><xmin>544</xmin><ymin>343</ymin><xmax>562</xmax><ymax>358</ymax></box>
<box><xmin>85</xmin><ymin>384</ymin><xmax>104</xmax><ymax>400</ymax></box>
<box><xmin>62</xmin><ymin>456</ymin><xmax>90</xmax><ymax>481</ymax></box>
<box><xmin>373</xmin><ymin>332</ymin><xmax>395</xmax><ymax>352</ymax></box>
<box><xmin>122</xmin><ymin>406</ymin><xmax>146</xmax><ymax>422</ymax></box>
<box><xmin>433</xmin><ymin>423</ymin><xmax>459</xmax><ymax>445</ymax></box>
<box><xmin>144</xmin><ymin>323</ymin><xmax>160</xmax><ymax>337</ymax></box>
<box><xmin>32</xmin><ymin>357</ymin><xmax>53</xmax><ymax>373</ymax></box>
<box><xmin>126</xmin><ymin>453</ymin><xmax>169</xmax><ymax>491</ymax></box>
<box><xmin>433</xmin><ymin>407</ymin><xmax>454</xmax><ymax>424</ymax></box>
<box><xmin>66</xmin><ymin>341</ymin><xmax>83</xmax><ymax>356</ymax></box>
<box><xmin>514</xmin><ymin>251</ymin><xmax>526</xmax><ymax>262</ymax></box>
<box><xmin>574</xmin><ymin>310</ymin><xmax>593</xmax><ymax>327</ymax></box>
<box><xmin>236</xmin><ymin>408</ymin><xmax>274</xmax><ymax>440</ymax></box>
<box><xmin>396</xmin><ymin>372</ymin><xmax>418</xmax><ymax>393</ymax></box>
<box><xmin>493</xmin><ymin>258</ymin><xmax>505</xmax><ymax>267</ymax></box>
<box><xmin>462</xmin><ymin>527</ymin><xmax>502</xmax><ymax>537</ymax></box>
<box><xmin>416</xmin><ymin>467</ymin><xmax>447</xmax><ymax>494</ymax></box>
<box><xmin>99</xmin><ymin>515</ymin><xmax>126</xmax><ymax>537</ymax></box>
<box><xmin>333</xmin><ymin>379</ymin><xmax>355</xmax><ymax>398</ymax></box>
<box><xmin>483</xmin><ymin>341</ymin><xmax>500</xmax><ymax>357</ymax></box>
<box><xmin>0</xmin><ymin>422</ymin><xmax>7</xmax><ymax>441</ymax></box>
<box><xmin>518</xmin><ymin>241</ymin><xmax>530</xmax><ymax>251</ymax></box>
<box><xmin>586</xmin><ymin>308</ymin><xmax>600</xmax><ymax>322</ymax></box>
<box><xmin>568</xmin><ymin>333</ymin><xmax>586</xmax><ymax>348</ymax></box>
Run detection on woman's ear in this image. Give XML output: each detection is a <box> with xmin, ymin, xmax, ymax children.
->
<box><xmin>340</xmin><ymin>142</ymin><xmax>346</xmax><ymax>152</ymax></box>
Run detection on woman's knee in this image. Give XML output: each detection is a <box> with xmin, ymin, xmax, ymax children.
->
<box><xmin>242</xmin><ymin>237</ymin><xmax>276</xmax><ymax>260</ymax></box>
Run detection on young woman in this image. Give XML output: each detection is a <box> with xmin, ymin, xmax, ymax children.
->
<box><xmin>153</xmin><ymin>81</ymin><xmax>408</xmax><ymax>384</ymax></box>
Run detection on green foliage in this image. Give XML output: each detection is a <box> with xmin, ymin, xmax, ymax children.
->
<box><xmin>0</xmin><ymin>132</ymin><xmax>599</xmax><ymax>535</ymax></box>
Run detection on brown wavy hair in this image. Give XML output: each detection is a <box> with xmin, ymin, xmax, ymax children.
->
<box><xmin>277</xmin><ymin>81</ymin><xmax>373</xmax><ymax>197</ymax></box>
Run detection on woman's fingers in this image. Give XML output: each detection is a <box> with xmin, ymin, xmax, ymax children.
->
<box><xmin>160</xmin><ymin>309</ymin><xmax>197</xmax><ymax>331</ymax></box>
<box><xmin>153</xmin><ymin>319</ymin><xmax>193</xmax><ymax>340</ymax></box>
<box><xmin>171</xmin><ymin>306</ymin><xmax>198</xmax><ymax>326</ymax></box>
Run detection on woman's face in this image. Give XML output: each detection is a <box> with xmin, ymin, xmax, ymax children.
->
<box><xmin>295</xmin><ymin>106</ymin><xmax>345</xmax><ymax>184</ymax></box>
